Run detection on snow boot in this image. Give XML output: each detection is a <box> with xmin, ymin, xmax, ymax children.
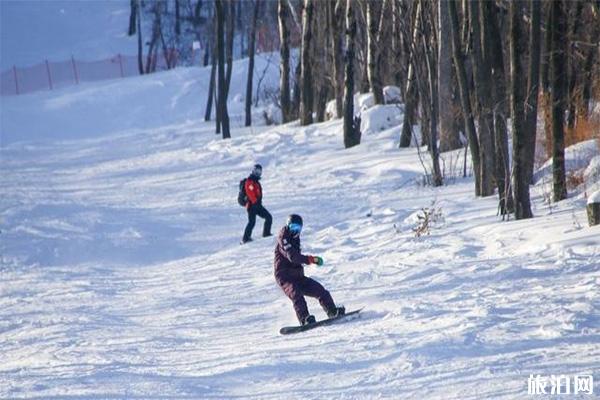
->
<box><xmin>327</xmin><ymin>306</ymin><xmax>345</xmax><ymax>319</ymax></box>
<box><xmin>302</xmin><ymin>315</ymin><xmax>316</xmax><ymax>325</ymax></box>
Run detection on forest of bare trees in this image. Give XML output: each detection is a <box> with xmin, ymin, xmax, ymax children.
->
<box><xmin>128</xmin><ymin>0</ymin><xmax>600</xmax><ymax>221</ymax></box>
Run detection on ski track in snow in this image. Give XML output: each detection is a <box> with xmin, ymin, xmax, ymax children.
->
<box><xmin>2</xmin><ymin>71</ymin><xmax>600</xmax><ymax>398</ymax></box>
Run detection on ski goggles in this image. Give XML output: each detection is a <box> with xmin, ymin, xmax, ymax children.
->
<box><xmin>288</xmin><ymin>223</ymin><xmax>302</xmax><ymax>234</ymax></box>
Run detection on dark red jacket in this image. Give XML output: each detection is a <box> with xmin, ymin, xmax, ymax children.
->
<box><xmin>274</xmin><ymin>226</ymin><xmax>310</xmax><ymax>282</ymax></box>
<box><xmin>244</xmin><ymin>176</ymin><xmax>262</xmax><ymax>208</ymax></box>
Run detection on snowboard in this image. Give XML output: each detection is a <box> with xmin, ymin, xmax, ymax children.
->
<box><xmin>279</xmin><ymin>308</ymin><xmax>363</xmax><ymax>335</ymax></box>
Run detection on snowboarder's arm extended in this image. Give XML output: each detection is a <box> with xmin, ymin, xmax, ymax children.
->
<box><xmin>280</xmin><ymin>238</ymin><xmax>310</xmax><ymax>265</ymax></box>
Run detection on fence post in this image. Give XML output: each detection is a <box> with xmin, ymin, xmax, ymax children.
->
<box><xmin>118</xmin><ymin>53</ymin><xmax>124</xmax><ymax>78</ymax></box>
<box><xmin>13</xmin><ymin>65</ymin><xmax>19</xmax><ymax>95</ymax></box>
<box><xmin>45</xmin><ymin>59</ymin><xmax>53</xmax><ymax>90</ymax></box>
<box><xmin>71</xmin><ymin>55</ymin><xmax>79</xmax><ymax>84</ymax></box>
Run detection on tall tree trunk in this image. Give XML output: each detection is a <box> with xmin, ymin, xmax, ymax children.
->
<box><xmin>329</xmin><ymin>0</ymin><xmax>344</xmax><ymax>119</ymax></box>
<box><xmin>421</xmin><ymin>3</ymin><xmax>442</xmax><ymax>186</ymax></box>
<box><xmin>224</xmin><ymin>0</ymin><xmax>235</xmax><ymax>96</ymax></box>
<box><xmin>343</xmin><ymin>0</ymin><xmax>359</xmax><ymax>148</ymax></box>
<box><xmin>134</xmin><ymin>0</ymin><xmax>144</xmax><ymax>75</ymax></box>
<box><xmin>245</xmin><ymin>0</ymin><xmax>260</xmax><ymax>127</ymax></box>
<box><xmin>399</xmin><ymin>0</ymin><xmax>421</xmax><ymax>148</ymax></box>
<box><xmin>205</xmin><ymin>44</ymin><xmax>217</xmax><ymax>121</ymax></box>
<box><xmin>448</xmin><ymin>0</ymin><xmax>482</xmax><ymax>196</ymax></box>
<box><xmin>510</xmin><ymin>0</ymin><xmax>533</xmax><ymax>219</ymax></box>
<box><xmin>438</xmin><ymin>0</ymin><xmax>460</xmax><ymax>152</ymax></box>
<box><xmin>300</xmin><ymin>0</ymin><xmax>315</xmax><ymax>126</ymax></box>
<box><xmin>524</xmin><ymin>0</ymin><xmax>541</xmax><ymax>185</ymax></box>
<box><xmin>469</xmin><ymin>0</ymin><xmax>495</xmax><ymax>197</ymax></box>
<box><xmin>550</xmin><ymin>0</ymin><xmax>567</xmax><ymax>202</ymax></box>
<box><xmin>175</xmin><ymin>0</ymin><xmax>181</xmax><ymax>36</ymax></box>
<box><xmin>216</xmin><ymin>0</ymin><xmax>230</xmax><ymax>139</ymax></box>
<box><xmin>278</xmin><ymin>0</ymin><xmax>291</xmax><ymax>122</ymax></box>
<box><xmin>367</xmin><ymin>0</ymin><xmax>384</xmax><ymax>104</ymax></box>
<box><xmin>485</xmin><ymin>0</ymin><xmax>514</xmax><ymax>215</ymax></box>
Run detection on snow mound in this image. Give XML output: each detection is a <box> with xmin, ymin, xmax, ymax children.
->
<box><xmin>360</xmin><ymin>104</ymin><xmax>404</xmax><ymax>135</ymax></box>
<box><xmin>588</xmin><ymin>189</ymin><xmax>600</xmax><ymax>204</ymax></box>
<box><xmin>533</xmin><ymin>139</ymin><xmax>600</xmax><ymax>184</ymax></box>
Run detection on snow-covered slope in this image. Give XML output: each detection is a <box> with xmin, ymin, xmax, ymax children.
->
<box><xmin>1</xmin><ymin>62</ymin><xmax>599</xmax><ymax>398</ymax></box>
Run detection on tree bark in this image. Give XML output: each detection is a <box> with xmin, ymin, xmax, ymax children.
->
<box><xmin>550</xmin><ymin>0</ymin><xmax>567</xmax><ymax>202</ymax></box>
<box><xmin>510</xmin><ymin>0</ymin><xmax>533</xmax><ymax>219</ymax></box>
<box><xmin>205</xmin><ymin>44</ymin><xmax>217</xmax><ymax>121</ymax></box>
<box><xmin>421</xmin><ymin>2</ymin><xmax>442</xmax><ymax>186</ymax></box>
<box><xmin>278</xmin><ymin>0</ymin><xmax>291</xmax><ymax>122</ymax></box>
<box><xmin>329</xmin><ymin>0</ymin><xmax>344</xmax><ymax>118</ymax></box>
<box><xmin>367</xmin><ymin>0</ymin><xmax>384</xmax><ymax>104</ymax></box>
<box><xmin>300</xmin><ymin>0</ymin><xmax>314</xmax><ymax>126</ymax></box>
<box><xmin>448</xmin><ymin>0</ymin><xmax>482</xmax><ymax>196</ymax></box>
<box><xmin>343</xmin><ymin>0</ymin><xmax>360</xmax><ymax>148</ymax></box>
<box><xmin>438</xmin><ymin>0</ymin><xmax>461</xmax><ymax>152</ymax></box>
<box><xmin>245</xmin><ymin>0</ymin><xmax>260</xmax><ymax>127</ymax></box>
<box><xmin>215</xmin><ymin>0</ymin><xmax>230</xmax><ymax>139</ymax></box>
<box><xmin>485</xmin><ymin>0</ymin><xmax>514</xmax><ymax>215</ymax></box>
<box><xmin>469</xmin><ymin>0</ymin><xmax>495</xmax><ymax>197</ymax></box>
<box><xmin>399</xmin><ymin>0</ymin><xmax>421</xmax><ymax>148</ymax></box>
<box><xmin>224</xmin><ymin>0</ymin><xmax>235</xmax><ymax>96</ymax></box>
<box><xmin>524</xmin><ymin>0</ymin><xmax>541</xmax><ymax>185</ymax></box>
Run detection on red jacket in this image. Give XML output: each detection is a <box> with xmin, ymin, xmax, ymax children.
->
<box><xmin>244</xmin><ymin>177</ymin><xmax>262</xmax><ymax>208</ymax></box>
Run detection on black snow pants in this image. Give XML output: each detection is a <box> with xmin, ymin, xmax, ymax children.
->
<box><xmin>243</xmin><ymin>203</ymin><xmax>272</xmax><ymax>242</ymax></box>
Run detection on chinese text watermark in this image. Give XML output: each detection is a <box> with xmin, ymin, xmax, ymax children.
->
<box><xmin>528</xmin><ymin>374</ymin><xmax>594</xmax><ymax>395</ymax></box>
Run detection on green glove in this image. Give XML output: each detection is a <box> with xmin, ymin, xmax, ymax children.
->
<box><xmin>313</xmin><ymin>256</ymin><xmax>324</xmax><ymax>266</ymax></box>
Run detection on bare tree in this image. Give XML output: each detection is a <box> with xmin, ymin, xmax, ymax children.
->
<box><xmin>128</xmin><ymin>0</ymin><xmax>144</xmax><ymax>75</ymax></box>
<box><xmin>245</xmin><ymin>0</ymin><xmax>261</xmax><ymax>126</ymax></box>
<box><xmin>509</xmin><ymin>0</ymin><xmax>532</xmax><ymax>219</ymax></box>
<box><xmin>215</xmin><ymin>0</ymin><xmax>230</xmax><ymax>138</ymax></box>
<box><xmin>399</xmin><ymin>1</ymin><xmax>421</xmax><ymax>148</ymax></box>
<box><xmin>343</xmin><ymin>0</ymin><xmax>360</xmax><ymax>148</ymax></box>
<box><xmin>300</xmin><ymin>0</ymin><xmax>315</xmax><ymax>126</ymax></box>
<box><xmin>448</xmin><ymin>0</ymin><xmax>482</xmax><ymax>196</ymax></box>
<box><xmin>550</xmin><ymin>0</ymin><xmax>567</xmax><ymax>202</ymax></box>
<box><xmin>438</xmin><ymin>0</ymin><xmax>460</xmax><ymax>152</ymax></box>
<box><xmin>278</xmin><ymin>0</ymin><xmax>292</xmax><ymax>122</ymax></box>
<box><xmin>469</xmin><ymin>0</ymin><xmax>495</xmax><ymax>197</ymax></box>
<box><xmin>484</xmin><ymin>0</ymin><xmax>513</xmax><ymax>215</ymax></box>
<box><xmin>524</xmin><ymin>0</ymin><xmax>541</xmax><ymax>185</ymax></box>
<box><xmin>329</xmin><ymin>0</ymin><xmax>344</xmax><ymax>118</ymax></box>
<box><xmin>367</xmin><ymin>0</ymin><xmax>384</xmax><ymax>104</ymax></box>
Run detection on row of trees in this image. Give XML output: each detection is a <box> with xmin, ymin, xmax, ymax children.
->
<box><xmin>283</xmin><ymin>0</ymin><xmax>599</xmax><ymax>220</ymax></box>
<box><xmin>130</xmin><ymin>1</ymin><xmax>600</xmax><ymax>222</ymax></box>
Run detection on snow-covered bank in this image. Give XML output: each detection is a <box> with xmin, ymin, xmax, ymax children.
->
<box><xmin>1</xmin><ymin>64</ymin><xmax>599</xmax><ymax>399</ymax></box>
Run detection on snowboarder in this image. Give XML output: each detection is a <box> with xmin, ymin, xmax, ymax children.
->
<box><xmin>241</xmin><ymin>164</ymin><xmax>272</xmax><ymax>244</ymax></box>
<box><xmin>274</xmin><ymin>214</ymin><xmax>345</xmax><ymax>325</ymax></box>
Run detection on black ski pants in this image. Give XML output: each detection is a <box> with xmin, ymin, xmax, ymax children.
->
<box><xmin>243</xmin><ymin>203</ymin><xmax>272</xmax><ymax>241</ymax></box>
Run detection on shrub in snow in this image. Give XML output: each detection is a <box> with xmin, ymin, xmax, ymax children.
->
<box><xmin>411</xmin><ymin>202</ymin><xmax>444</xmax><ymax>237</ymax></box>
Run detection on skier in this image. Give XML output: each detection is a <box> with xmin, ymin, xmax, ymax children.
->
<box><xmin>274</xmin><ymin>214</ymin><xmax>345</xmax><ymax>325</ymax></box>
<box><xmin>242</xmin><ymin>164</ymin><xmax>272</xmax><ymax>244</ymax></box>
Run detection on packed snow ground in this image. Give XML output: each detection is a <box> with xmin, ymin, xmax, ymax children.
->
<box><xmin>1</xmin><ymin>56</ymin><xmax>599</xmax><ymax>399</ymax></box>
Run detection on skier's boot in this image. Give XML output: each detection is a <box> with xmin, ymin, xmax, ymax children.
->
<box><xmin>302</xmin><ymin>315</ymin><xmax>316</xmax><ymax>325</ymax></box>
<box><xmin>327</xmin><ymin>306</ymin><xmax>345</xmax><ymax>319</ymax></box>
